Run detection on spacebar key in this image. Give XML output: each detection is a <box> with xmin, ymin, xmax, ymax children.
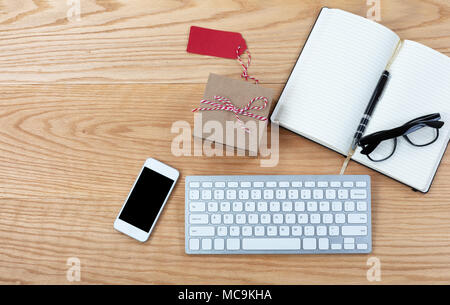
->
<box><xmin>243</xmin><ymin>238</ymin><xmax>301</xmax><ymax>250</ymax></box>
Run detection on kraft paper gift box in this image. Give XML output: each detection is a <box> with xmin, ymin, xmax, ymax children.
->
<box><xmin>193</xmin><ymin>73</ymin><xmax>274</xmax><ymax>154</ymax></box>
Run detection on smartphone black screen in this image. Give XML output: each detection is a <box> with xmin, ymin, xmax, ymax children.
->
<box><xmin>119</xmin><ymin>167</ymin><xmax>174</xmax><ymax>232</ymax></box>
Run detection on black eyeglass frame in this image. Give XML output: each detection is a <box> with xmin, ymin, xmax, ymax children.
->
<box><xmin>358</xmin><ymin>113</ymin><xmax>445</xmax><ymax>162</ymax></box>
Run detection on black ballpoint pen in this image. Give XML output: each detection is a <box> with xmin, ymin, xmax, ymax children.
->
<box><xmin>339</xmin><ymin>70</ymin><xmax>390</xmax><ymax>174</ymax></box>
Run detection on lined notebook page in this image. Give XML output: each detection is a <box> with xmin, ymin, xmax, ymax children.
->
<box><xmin>271</xmin><ymin>8</ymin><xmax>400</xmax><ymax>153</ymax></box>
<box><xmin>353</xmin><ymin>40</ymin><xmax>450</xmax><ymax>192</ymax></box>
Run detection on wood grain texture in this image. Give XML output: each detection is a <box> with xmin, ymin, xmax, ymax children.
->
<box><xmin>0</xmin><ymin>0</ymin><xmax>448</xmax><ymax>84</ymax></box>
<box><xmin>0</xmin><ymin>0</ymin><xmax>449</xmax><ymax>284</ymax></box>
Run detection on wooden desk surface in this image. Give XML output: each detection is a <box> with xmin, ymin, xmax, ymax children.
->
<box><xmin>0</xmin><ymin>0</ymin><xmax>449</xmax><ymax>284</ymax></box>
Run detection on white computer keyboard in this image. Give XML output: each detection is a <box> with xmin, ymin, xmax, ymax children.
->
<box><xmin>185</xmin><ymin>175</ymin><xmax>371</xmax><ymax>254</ymax></box>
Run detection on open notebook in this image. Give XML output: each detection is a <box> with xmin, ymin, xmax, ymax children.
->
<box><xmin>271</xmin><ymin>8</ymin><xmax>450</xmax><ymax>193</ymax></box>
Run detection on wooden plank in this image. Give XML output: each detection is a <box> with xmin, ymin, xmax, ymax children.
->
<box><xmin>0</xmin><ymin>0</ymin><xmax>448</xmax><ymax>84</ymax></box>
<box><xmin>0</xmin><ymin>84</ymin><xmax>449</xmax><ymax>284</ymax></box>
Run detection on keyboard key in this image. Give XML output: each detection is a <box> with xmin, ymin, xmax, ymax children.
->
<box><xmin>242</xmin><ymin>226</ymin><xmax>252</xmax><ymax>236</ymax></box>
<box><xmin>319</xmin><ymin>238</ymin><xmax>329</xmax><ymax>249</ymax></box>
<box><xmin>279</xmin><ymin>181</ymin><xmax>290</xmax><ymax>187</ymax></box>
<box><xmin>189</xmin><ymin>182</ymin><xmax>200</xmax><ymax>188</ymax></box>
<box><xmin>214</xmin><ymin>182</ymin><xmax>225</xmax><ymax>188</ymax></box>
<box><xmin>318</xmin><ymin>181</ymin><xmax>328</xmax><ymax>187</ymax></box>
<box><xmin>356</xmin><ymin>181</ymin><xmax>367</xmax><ymax>187</ymax></box>
<box><xmin>220</xmin><ymin>202</ymin><xmax>230</xmax><ymax>212</ymax></box>
<box><xmin>335</xmin><ymin>214</ymin><xmax>345</xmax><ymax>223</ymax></box>
<box><xmin>357</xmin><ymin>201</ymin><xmax>367</xmax><ymax>211</ymax></box>
<box><xmin>255</xmin><ymin>226</ymin><xmax>265</xmax><ymax>236</ymax></box>
<box><xmin>270</xmin><ymin>201</ymin><xmax>280</xmax><ymax>212</ymax></box>
<box><xmin>243</xmin><ymin>238</ymin><xmax>301</xmax><ymax>250</ymax></box>
<box><xmin>227</xmin><ymin>239</ymin><xmax>240</xmax><ymax>250</ymax></box>
<box><xmin>285</xmin><ymin>214</ymin><xmax>296</xmax><ymax>224</ymax></box>
<box><xmin>190</xmin><ymin>214</ymin><xmax>208</xmax><ymax>224</ymax></box>
<box><xmin>298</xmin><ymin>214</ymin><xmax>308</xmax><ymax>224</ymax></box>
<box><xmin>202</xmin><ymin>239</ymin><xmax>212</xmax><ymax>250</ymax></box>
<box><xmin>226</xmin><ymin>190</ymin><xmax>236</xmax><ymax>200</ymax></box>
<box><xmin>338</xmin><ymin>189</ymin><xmax>348</xmax><ymax>199</ymax></box>
<box><xmin>190</xmin><ymin>190</ymin><xmax>200</xmax><ymax>200</ymax></box>
<box><xmin>236</xmin><ymin>214</ymin><xmax>246</xmax><ymax>224</ymax></box>
<box><xmin>329</xmin><ymin>226</ymin><xmax>339</xmax><ymax>236</ymax></box>
<box><xmin>266</xmin><ymin>181</ymin><xmax>277</xmax><ymax>187</ymax></box>
<box><xmin>217</xmin><ymin>227</ymin><xmax>227</xmax><ymax>236</ymax></box>
<box><xmin>280</xmin><ymin>226</ymin><xmax>289</xmax><ymax>236</ymax></box>
<box><xmin>230</xmin><ymin>226</ymin><xmax>240</xmax><ymax>236</ymax></box>
<box><xmin>317</xmin><ymin>226</ymin><xmax>327</xmax><ymax>236</ymax></box>
<box><xmin>253</xmin><ymin>182</ymin><xmax>264</xmax><ymax>187</ymax></box>
<box><xmin>211</xmin><ymin>214</ymin><xmax>221</xmax><ymax>224</ymax></box>
<box><xmin>332</xmin><ymin>201</ymin><xmax>342</xmax><ymax>211</ymax></box>
<box><xmin>248</xmin><ymin>214</ymin><xmax>258</xmax><ymax>224</ymax></box>
<box><xmin>232</xmin><ymin>202</ymin><xmax>243</xmax><ymax>212</ymax></box>
<box><xmin>342</xmin><ymin>226</ymin><xmax>368</xmax><ymax>236</ymax></box>
<box><xmin>325</xmin><ymin>189</ymin><xmax>336</xmax><ymax>199</ymax></box>
<box><xmin>313</xmin><ymin>189</ymin><xmax>323</xmax><ymax>199</ymax></box>
<box><xmin>273</xmin><ymin>214</ymin><xmax>283</xmax><ymax>224</ymax></box>
<box><xmin>190</xmin><ymin>227</ymin><xmax>214</xmax><ymax>236</ymax></box>
<box><xmin>301</xmin><ymin>190</ymin><xmax>311</xmax><ymax>199</ymax></box>
<box><xmin>239</xmin><ymin>189</ymin><xmax>249</xmax><ymax>200</ymax></box>
<box><xmin>319</xmin><ymin>201</ymin><xmax>330</xmax><ymax>211</ymax></box>
<box><xmin>245</xmin><ymin>201</ymin><xmax>256</xmax><ymax>211</ymax></box>
<box><xmin>292</xmin><ymin>181</ymin><xmax>302</xmax><ymax>187</ymax></box>
<box><xmin>304</xmin><ymin>226</ymin><xmax>314</xmax><ymax>236</ymax></box>
<box><xmin>344</xmin><ymin>201</ymin><xmax>355</xmax><ymax>211</ymax></box>
<box><xmin>208</xmin><ymin>202</ymin><xmax>218</xmax><ymax>212</ymax></box>
<box><xmin>305</xmin><ymin>181</ymin><xmax>315</xmax><ymax>187</ymax></box>
<box><xmin>343</xmin><ymin>181</ymin><xmax>354</xmax><ymax>187</ymax></box>
<box><xmin>330</xmin><ymin>181</ymin><xmax>341</xmax><ymax>187</ymax></box>
<box><xmin>214</xmin><ymin>238</ymin><xmax>225</xmax><ymax>250</ymax></box>
<box><xmin>264</xmin><ymin>190</ymin><xmax>274</xmax><ymax>200</ymax></box>
<box><xmin>202</xmin><ymin>182</ymin><xmax>213</xmax><ymax>188</ymax></box>
<box><xmin>228</xmin><ymin>182</ymin><xmax>238</xmax><ymax>188</ymax></box>
<box><xmin>292</xmin><ymin>226</ymin><xmax>302</xmax><ymax>236</ymax></box>
<box><xmin>331</xmin><ymin>243</ymin><xmax>342</xmax><ymax>250</ymax></box>
<box><xmin>261</xmin><ymin>214</ymin><xmax>271</xmax><ymax>224</ymax></box>
<box><xmin>257</xmin><ymin>201</ymin><xmax>268</xmax><ymax>212</ymax></box>
<box><xmin>241</xmin><ymin>182</ymin><xmax>251</xmax><ymax>188</ymax></box>
<box><xmin>267</xmin><ymin>226</ymin><xmax>277</xmax><ymax>236</ymax></box>
<box><xmin>288</xmin><ymin>190</ymin><xmax>299</xmax><ymax>199</ymax></box>
<box><xmin>189</xmin><ymin>239</ymin><xmax>200</xmax><ymax>250</ymax></box>
<box><xmin>214</xmin><ymin>190</ymin><xmax>224</xmax><ymax>200</ymax></box>
<box><xmin>295</xmin><ymin>201</ymin><xmax>305</xmax><ymax>211</ymax></box>
<box><xmin>251</xmin><ymin>190</ymin><xmax>261</xmax><ymax>200</ymax></box>
<box><xmin>190</xmin><ymin>202</ymin><xmax>205</xmax><ymax>212</ymax></box>
<box><xmin>344</xmin><ymin>238</ymin><xmax>355</xmax><ymax>244</ymax></box>
<box><xmin>282</xmin><ymin>201</ymin><xmax>293</xmax><ymax>211</ymax></box>
<box><xmin>201</xmin><ymin>190</ymin><xmax>212</xmax><ymax>200</ymax></box>
<box><xmin>302</xmin><ymin>238</ymin><xmax>317</xmax><ymax>250</ymax></box>
<box><xmin>310</xmin><ymin>214</ymin><xmax>320</xmax><ymax>224</ymax></box>
<box><xmin>307</xmin><ymin>201</ymin><xmax>317</xmax><ymax>211</ymax></box>
<box><xmin>357</xmin><ymin>243</ymin><xmax>368</xmax><ymax>250</ymax></box>
<box><xmin>323</xmin><ymin>214</ymin><xmax>333</xmax><ymax>224</ymax></box>
<box><xmin>275</xmin><ymin>189</ymin><xmax>286</xmax><ymax>199</ymax></box>
<box><xmin>347</xmin><ymin>214</ymin><xmax>368</xmax><ymax>223</ymax></box>
<box><xmin>350</xmin><ymin>189</ymin><xmax>367</xmax><ymax>199</ymax></box>
<box><xmin>344</xmin><ymin>243</ymin><xmax>355</xmax><ymax>250</ymax></box>
<box><xmin>223</xmin><ymin>214</ymin><xmax>233</xmax><ymax>224</ymax></box>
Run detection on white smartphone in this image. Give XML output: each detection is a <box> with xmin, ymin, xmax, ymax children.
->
<box><xmin>114</xmin><ymin>158</ymin><xmax>179</xmax><ymax>242</ymax></box>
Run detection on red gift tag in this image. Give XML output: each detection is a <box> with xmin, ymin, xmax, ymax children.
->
<box><xmin>187</xmin><ymin>26</ymin><xmax>247</xmax><ymax>59</ymax></box>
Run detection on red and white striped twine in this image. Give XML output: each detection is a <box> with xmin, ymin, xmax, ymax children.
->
<box><xmin>192</xmin><ymin>95</ymin><xmax>268</xmax><ymax>133</ymax></box>
<box><xmin>236</xmin><ymin>45</ymin><xmax>259</xmax><ymax>84</ymax></box>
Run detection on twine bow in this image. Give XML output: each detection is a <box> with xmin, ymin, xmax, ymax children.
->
<box><xmin>192</xmin><ymin>95</ymin><xmax>268</xmax><ymax>133</ymax></box>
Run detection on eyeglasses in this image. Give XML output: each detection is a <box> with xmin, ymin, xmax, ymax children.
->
<box><xmin>358</xmin><ymin>113</ymin><xmax>445</xmax><ymax>162</ymax></box>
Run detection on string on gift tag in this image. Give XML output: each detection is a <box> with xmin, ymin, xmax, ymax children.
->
<box><xmin>192</xmin><ymin>95</ymin><xmax>268</xmax><ymax>133</ymax></box>
<box><xmin>236</xmin><ymin>45</ymin><xmax>259</xmax><ymax>84</ymax></box>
